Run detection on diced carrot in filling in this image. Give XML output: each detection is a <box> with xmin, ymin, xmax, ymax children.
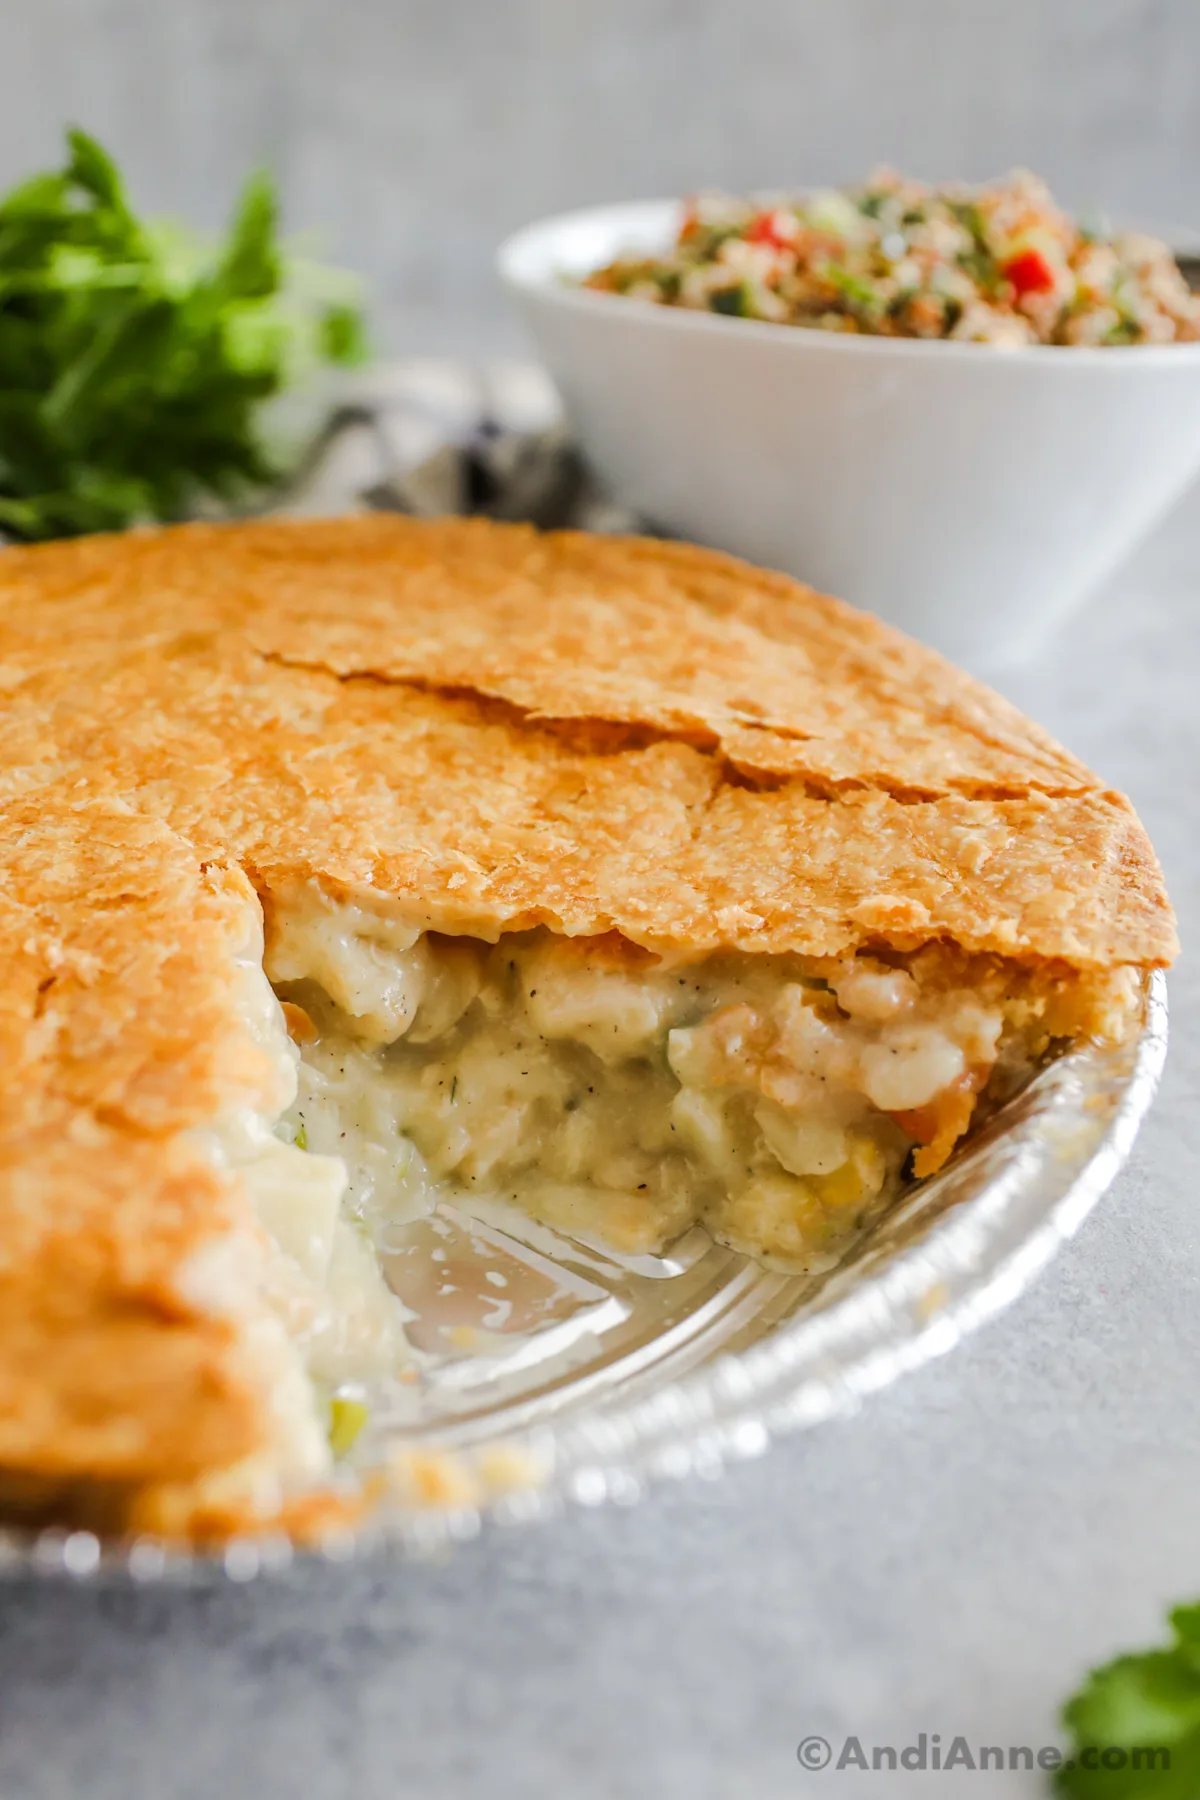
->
<box><xmin>889</xmin><ymin>1066</ymin><xmax>992</xmax><ymax>1179</ymax></box>
<box><xmin>280</xmin><ymin>1000</ymin><xmax>319</xmax><ymax>1044</ymax></box>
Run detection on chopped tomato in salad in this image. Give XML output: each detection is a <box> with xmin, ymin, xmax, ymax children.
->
<box><xmin>1004</xmin><ymin>247</ymin><xmax>1057</xmax><ymax>297</ymax></box>
<box><xmin>744</xmin><ymin>209</ymin><xmax>796</xmax><ymax>250</ymax></box>
<box><xmin>584</xmin><ymin>169</ymin><xmax>1200</xmax><ymax>347</ymax></box>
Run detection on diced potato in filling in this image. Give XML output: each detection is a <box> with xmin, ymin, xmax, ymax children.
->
<box><xmin>263</xmin><ymin>905</ymin><xmax>1106</xmax><ymax>1272</ymax></box>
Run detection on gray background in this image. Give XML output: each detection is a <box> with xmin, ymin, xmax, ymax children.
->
<box><xmin>3</xmin><ymin>4</ymin><xmax>1200</xmax><ymax>1796</ymax></box>
<box><xmin>10</xmin><ymin>513</ymin><xmax>1200</xmax><ymax>1799</ymax></box>
<box><xmin>3</xmin><ymin>0</ymin><xmax>1200</xmax><ymax>351</ymax></box>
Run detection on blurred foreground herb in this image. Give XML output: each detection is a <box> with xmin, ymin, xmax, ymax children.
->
<box><xmin>1056</xmin><ymin>1603</ymin><xmax>1200</xmax><ymax>1796</ymax></box>
<box><xmin>0</xmin><ymin>128</ymin><xmax>368</xmax><ymax>541</ymax></box>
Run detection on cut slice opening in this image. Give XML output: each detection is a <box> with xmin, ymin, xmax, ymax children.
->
<box><xmin>236</xmin><ymin>886</ymin><xmax>1139</xmax><ymax>1400</ymax></box>
<box><xmin>133</xmin><ymin>882</ymin><xmax>1143</xmax><ymax>1533</ymax></box>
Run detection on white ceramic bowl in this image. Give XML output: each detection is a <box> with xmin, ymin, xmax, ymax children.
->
<box><xmin>499</xmin><ymin>199</ymin><xmax>1200</xmax><ymax>669</ymax></box>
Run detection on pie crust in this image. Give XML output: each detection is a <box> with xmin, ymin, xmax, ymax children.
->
<box><xmin>0</xmin><ymin>517</ymin><xmax>1175</xmax><ymax>1541</ymax></box>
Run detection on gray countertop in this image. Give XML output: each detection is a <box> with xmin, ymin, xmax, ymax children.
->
<box><xmin>2</xmin><ymin>492</ymin><xmax>1198</xmax><ymax>1800</ymax></box>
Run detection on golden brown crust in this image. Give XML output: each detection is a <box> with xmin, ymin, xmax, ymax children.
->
<box><xmin>0</xmin><ymin>515</ymin><xmax>1176</xmax><ymax>1534</ymax></box>
<box><xmin>0</xmin><ymin>801</ymin><xmax>275</xmax><ymax>1491</ymax></box>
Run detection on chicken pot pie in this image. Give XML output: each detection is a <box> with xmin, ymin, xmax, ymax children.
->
<box><xmin>0</xmin><ymin>517</ymin><xmax>1175</xmax><ymax>1543</ymax></box>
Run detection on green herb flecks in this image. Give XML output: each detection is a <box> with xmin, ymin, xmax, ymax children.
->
<box><xmin>0</xmin><ymin>128</ymin><xmax>368</xmax><ymax>544</ymax></box>
<box><xmin>293</xmin><ymin>1123</ymin><xmax>308</xmax><ymax>1151</ymax></box>
<box><xmin>946</xmin><ymin>197</ymin><xmax>1004</xmax><ymax>298</ymax></box>
<box><xmin>947</xmin><ymin>196</ymin><xmax>989</xmax><ymax>245</ymax></box>
<box><xmin>1056</xmin><ymin>1602</ymin><xmax>1200</xmax><ymax>1795</ymax></box>
<box><xmin>1103</xmin><ymin>318</ymin><xmax>1141</xmax><ymax>346</ymax></box>
<box><xmin>823</xmin><ymin>262</ymin><xmax>880</xmax><ymax>315</ymax></box>
<box><xmin>708</xmin><ymin>282</ymin><xmax>751</xmax><ymax>317</ymax></box>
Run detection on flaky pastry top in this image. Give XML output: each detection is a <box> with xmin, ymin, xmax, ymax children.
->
<box><xmin>0</xmin><ymin>516</ymin><xmax>1175</xmax><ymax>1517</ymax></box>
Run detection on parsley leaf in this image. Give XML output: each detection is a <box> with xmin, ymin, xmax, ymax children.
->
<box><xmin>0</xmin><ymin>127</ymin><xmax>368</xmax><ymax>542</ymax></box>
<box><xmin>1057</xmin><ymin>1604</ymin><xmax>1200</xmax><ymax>1796</ymax></box>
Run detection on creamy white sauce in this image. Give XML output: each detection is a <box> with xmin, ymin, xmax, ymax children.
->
<box><xmin>159</xmin><ymin>884</ymin><xmax>1095</xmax><ymax>1505</ymax></box>
<box><xmin>177</xmin><ymin>891</ymin><xmax>1030</xmax><ymax>1483</ymax></box>
<box><xmin>183</xmin><ymin>909</ymin><xmax>416</xmax><ymax>1495</ymax></box>
<box><xmin>267</xmin><ymin>900</ymin><xmax>1011</xmax><ymax>1270</ymax></box>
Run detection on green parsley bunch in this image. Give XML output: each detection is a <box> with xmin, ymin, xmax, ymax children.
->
<box><xmin>1058</xmin><ymin>1603</ymin><xmax>1200</xmax><ymax>1796</ymax></box>
<box><xmin>0</xmin><ymin>128</ymin><xmax>367</xmax><ymax>541</ymax></box>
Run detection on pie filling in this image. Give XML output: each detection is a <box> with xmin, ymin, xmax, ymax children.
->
<box><xmin>174</xmin><ymin>881</ymin><xmax>1143</xmax><ymax>1512</ymax></box>
<box><xmin>191</xmin><ymin>886</ymin><xmax>1139</xmax><ymax>1478</ymax></box>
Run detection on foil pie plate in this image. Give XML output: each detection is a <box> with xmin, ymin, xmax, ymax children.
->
<box><xmin>3</xmin><ymin>973</ymin><xmax>1167</xmax><ymax>1582</ymax></box>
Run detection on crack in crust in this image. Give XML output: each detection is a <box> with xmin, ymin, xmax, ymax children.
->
<box><xmin>0</xmin><ymin>514</ymin><xmax>1177</xmax><ymax>1538</ymax></box>
<box><xmin>254</xmin><ymin>650</ymin><xmax>1096</xmax><ymax>807</ymax></box>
